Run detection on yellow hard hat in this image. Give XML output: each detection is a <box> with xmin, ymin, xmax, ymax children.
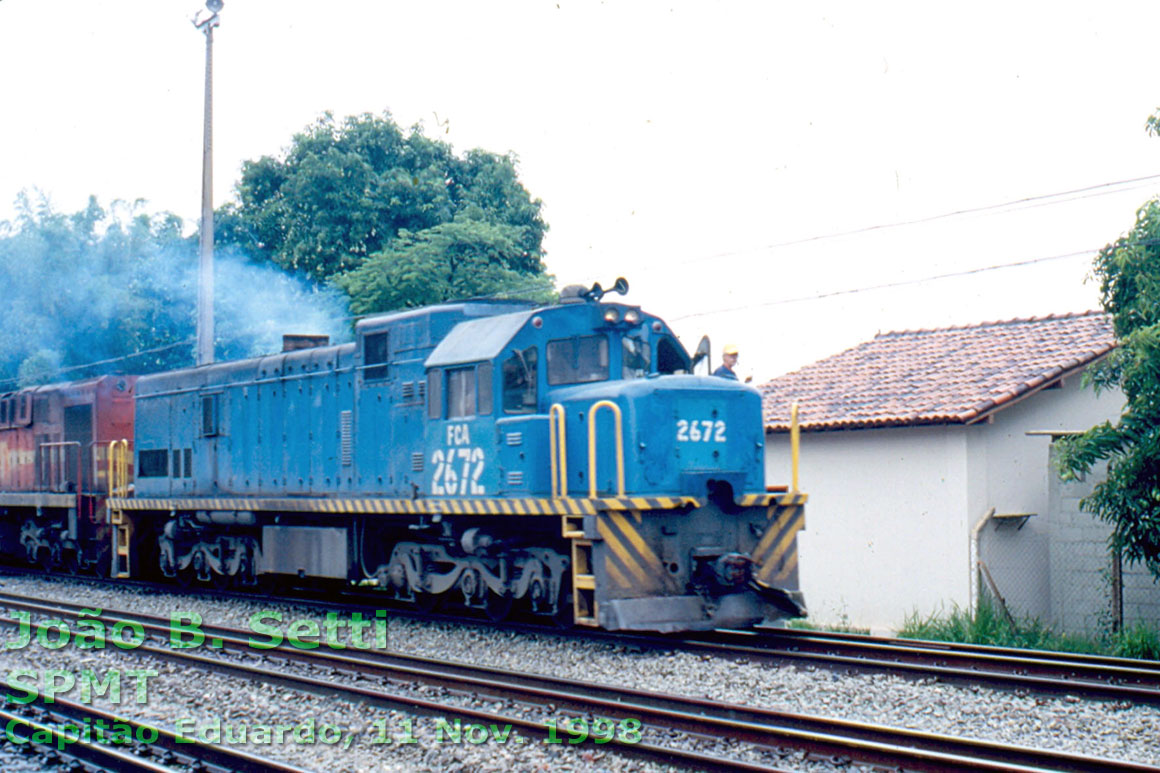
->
<box><xmin>723</xmin><ymin>344</ymin><xmax>739</xmax><ymax>355</ymax></box>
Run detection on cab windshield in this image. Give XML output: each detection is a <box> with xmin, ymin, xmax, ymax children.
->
<box><xmin>547</xmin><ymin>335</ymin><xmax>609</xmax><ymax>385</ymax></box>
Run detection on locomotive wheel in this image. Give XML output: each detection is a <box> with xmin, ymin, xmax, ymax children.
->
<box><xmin>62</xmin><ymin>550</ymin><xmax>81</xmax><ymax>576</ymax></box>
<box><xmin>36</xmin><ymin>547</ymin><xmax>55</xmax><ymax>573</ymax></box>
<box><xmin>484</xmin><ymin>592</ymin><xmax>513</xmax><ymax>622</ymax></box>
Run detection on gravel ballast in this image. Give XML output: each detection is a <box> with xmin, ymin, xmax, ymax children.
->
<box><xmin>0</xmin><ymin>574</ymin><xmax>1156</xmax><ymax>772</ymax></box>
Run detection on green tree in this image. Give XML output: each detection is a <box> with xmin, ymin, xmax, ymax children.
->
<box><xmin>336</xmin><ymin>215</ymin><xmax>555</xmax><ymax>315</ymax></box>
<box><xmin>1056</xmin><ymin>136</ymin><xmax>1160</xmax><ymax>576</ymax></box>
<box><xmin>215</xmin><ymin>111</ymin><xmax>550</xmax><ymax>299</ymax></box>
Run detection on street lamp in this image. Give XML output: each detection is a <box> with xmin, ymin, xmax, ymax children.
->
<box><xmin>193</xmin><ymin>0</ymin><xmax>223</xmax><ymax>366</ymax></box>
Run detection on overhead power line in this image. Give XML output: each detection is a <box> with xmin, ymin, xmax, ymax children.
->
<box><xmin>670</xmin><ymin>247</ymin><xmax>1102</xmax><ymax>322</ymax></box>
<box><xmin>669</xmin><ymin>172</ymin><xmax>1160</xmax><ymax>268</ymax></box>
<box><xmin>0</xmin><ymin>340</ymin><xmax>194</xmax><ymax>390</ymax></box>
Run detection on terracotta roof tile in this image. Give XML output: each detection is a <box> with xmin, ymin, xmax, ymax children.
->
<box><xmin>760</xmin><ymin>311</ymin><xmax>1115</xmax><ymax>432</ymax></box>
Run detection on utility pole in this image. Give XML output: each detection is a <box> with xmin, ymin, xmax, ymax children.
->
<box><xmin>194</xmin><ymin>0</ymin><xmax>223</xmax><ymax>366</ymax></box>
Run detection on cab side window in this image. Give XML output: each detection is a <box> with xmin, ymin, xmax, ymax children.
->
<box><xmin>656</xmin><ymin>336</ymin><xmax>690</xmax><ymax>375</ymax></box>
<box><xmin>622</xmin><ymin>336</ymin><xmax>651</xmax><ymax>379</ymax></box>
<box><xmin>502</xmin><ymin>347</ymin><xmax>538</xmax><ymax>414</ymax></box>
<box><xmin>428</xmin><ymin>369</ymin><xmax>443</xmax><ymax>419</ymax></box>
<box><xmin>447</xmin><ymin>368</ymin><xmax>477</xmax><ymax>418</ymax></box>
<box><xmin>364</xmin><ymin>332</ymin><xmax>389</xmax><ymax>382</ymax></box>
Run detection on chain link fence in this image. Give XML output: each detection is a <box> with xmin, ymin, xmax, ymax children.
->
<box><xmin>974</xmin><ymin>453</ymin><xmax>1160</xmax><ymax>637</ymax></box>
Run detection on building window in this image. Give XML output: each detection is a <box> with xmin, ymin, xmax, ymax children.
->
<box><xmin>502</xmin><ymin>347</ymin><xmax>537</xmax><ymax>414</ymax></box>
<box><xmin>364</xmin><ymin>332</ymin><xmax>389</xmax><ymax>381</ymax></box>
<box><xmin>547</xmin><ymin>335</ymin><xmax>609</xmax><ymax>386</ymax></box>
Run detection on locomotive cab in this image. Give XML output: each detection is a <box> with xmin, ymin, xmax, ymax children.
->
<box><xmin>419</xmin><ymin>296</ymin><xmax>762</xmax><ymax>501</ymax></box>
<box><xmin>414</xmin><ymin>289</ymin><xmax>806</xmax><ymax>630</ymax></box>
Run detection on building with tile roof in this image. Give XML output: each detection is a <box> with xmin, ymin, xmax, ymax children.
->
<box><xmin>762</xmin><ymin>311</ymin><xmax>1116</xmax><ymax>432</ymax></box>
<box><xmin>759</xmin><ymin>312</ymin><xmax>1158</xmax><ymax>633</ymax></box>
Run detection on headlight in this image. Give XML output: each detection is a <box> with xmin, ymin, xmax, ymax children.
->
<box><xmin>603</xmin><ymin>307</ymin><xmax>621</xmax><ymax>323</ymax></box>
<box><xmin>624</xmin><ymin>309</ymin><xmax>641</xmax><ymax>325</ymax></box>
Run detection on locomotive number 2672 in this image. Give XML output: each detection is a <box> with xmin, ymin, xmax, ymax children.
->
<box><xmin>676</xmin><ymin>419</ymin><xmax>727</xmax><ymax>442</ymax></box>
<box><xmin>431</xmin><ymin>448</ymin><xmax>485</xmax><ymax>495</ymax></box>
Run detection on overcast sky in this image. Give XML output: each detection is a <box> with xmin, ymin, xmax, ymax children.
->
<box><xmin>3</xmin><ymin>2</ymin><xmax>1159</xmax><ymax>380</ymax></box>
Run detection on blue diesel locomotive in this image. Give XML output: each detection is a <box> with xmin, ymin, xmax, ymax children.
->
<box><xmin>109</xmin><ymin>282</ymin><xmax>806</xmax><ymax>631</ymax></box>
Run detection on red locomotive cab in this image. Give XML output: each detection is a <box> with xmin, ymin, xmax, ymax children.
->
<box><xmin>0</xmin><ymin>390</ymin><xmax>36</xmax><ymax>492</ymax></box>
<box><xmin>0</xmin><ymin>375</ymin><xmax>138</xmax><ymax>574</ymax></box>
<box><xmin>28</xmin><ymin>375</ymin><xmax>138</xmax><ymax>496</ymax></box>
<box><xmin>94</xmin><ymin>376</ymin><xmax>136</xmax><ymax>494</ymax></box>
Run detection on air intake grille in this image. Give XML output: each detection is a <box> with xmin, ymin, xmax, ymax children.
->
<box><xmin>506</xmin><ymin>471</ymin><xmax>524</xmax><ymax>486</ymax></box>
<box><xmin>411</xmin><ymin>452</ymin><xmax>425</xmax><ymax>472</ymax></box>
<box><xmin>340</xmin><ymin>411</ymin><xmax>353</xmax><ymax>466</ymax></box>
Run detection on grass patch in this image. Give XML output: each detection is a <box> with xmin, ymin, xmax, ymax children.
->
<box><xmin>1113</xmin><ymin>622</ymin><xmax>1160</xmax><ymax>660</ymax></box>
<box><xmin>898</xmin><ymin>598</ymin><xmax>1160</xmax><ymax>660</ymax></box>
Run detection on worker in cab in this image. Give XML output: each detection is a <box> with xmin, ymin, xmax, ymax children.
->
<box><xmin>713</xmin><ymin>344</ymin><xmax>739</xmax><ymax>380</ymax></box>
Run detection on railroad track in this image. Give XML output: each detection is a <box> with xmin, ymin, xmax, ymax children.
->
<box><xmin>7</xmin><ymin>570</ymin><xmax>1160</xmax><ymax>707</ymax></box>
<box><xmin>669</xmin><ymin>625</ymin><xmax>1160</xmax><ymax>704</ymax></box>
<box><xmin>0</xmin><ymin>689</ymin><xmax>309</xmax><ymax>773</ymax></box>
<box><xmin>0</xmin><ymin>592</ymin><xmax>1155</xmax><ymax>772</ymax></box>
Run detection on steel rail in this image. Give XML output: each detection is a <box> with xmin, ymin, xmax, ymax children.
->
<box><xmin>758</xmin><ymin>625</ymin><xmax>1160</xmax><ymax>674</ymax></box>
<box><xmin>0</xmin><ymin>692</ymin><xmax>309</xmax><ymax>773</ymax></box>
<box><xmin>0</xmin><ymin>593</ymin><xmax>1155</xmax><ymax>773</ymax></box>
<box><xmin>6</xmin><ymin>572</ymin><xmax>1159</xmax><ymax>705</ymax></box>
<box><xmin>671</xmin><ymin>627</ymin><xmax>1160</xmax><ymax>702</ymax></box>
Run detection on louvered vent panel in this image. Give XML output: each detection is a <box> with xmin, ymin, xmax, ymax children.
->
<box><xmin>411</xmin><ymin>452</ymin><xmax>425</xmax><ymax>472</ymax></box>
<box><xmin>401</xmin><ymin>381</ymin><xmax>416</xmax><ymax>400</ymax></box>
<box><xmin>506</xmin><ymin>471</ymin><xmax>524</xmax><ymax>486</ymax></box>
<box><xmin>340</xmin><ymin>410</ymin><xmax>353</xmax><ymax>467</ymax></box>
<box><xmin>505</xmin><ymin>432</ymin><xmax>523</xmax><ymax>446</ymax></box>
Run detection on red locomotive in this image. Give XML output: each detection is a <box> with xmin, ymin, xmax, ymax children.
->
<box><xmin>0</xmin><ymin>375</ymin><xmax>136</xmax><ymax>572</ymax></box>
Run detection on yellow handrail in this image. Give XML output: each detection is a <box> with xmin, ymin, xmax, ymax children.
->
<box><xmin>107</xmin><ymin>439</ymin><xmax>130</xmax><ymax>498</ymax></box>
<box><xmin>587</xmin><ymin>400</ymin><xmax>625</xmax><ymax>498</ymax></box>
<box><xmin>790</xmin><ymin>402</ymin><xmax>800</xmax><ymax>494</ymax></box>
<box><xmin>548</xmin><ymin>403</ymin><xmax>568</xmax><ymax>497</ymax></box>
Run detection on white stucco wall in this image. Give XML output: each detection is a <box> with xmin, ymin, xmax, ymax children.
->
<box><xmin>766</xmin><ymin>425</ymin><xmax>969</xmax><ymax>631</ymax></box>
<box><xmin>765</xmin><ymin>375</ymin><xmax>1125</xmax><ymax>633</ymax></box>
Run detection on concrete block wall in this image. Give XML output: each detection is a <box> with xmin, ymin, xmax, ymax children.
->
<box><xmin>1046</xmin><ymin>453</ymin><xmax>1160</xmax><ymax>635</ymax></box>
